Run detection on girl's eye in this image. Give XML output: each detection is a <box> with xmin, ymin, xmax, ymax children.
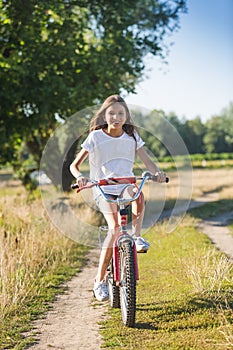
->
<box><xmin>107</xmin><ymin>110</ymin><xmax>125</xmax><ymax>116</ymax></box>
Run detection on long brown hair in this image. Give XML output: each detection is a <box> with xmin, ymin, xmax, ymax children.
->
<box><xmin>90</xmin><ymin>95</ymin><xmax>137</xmax><ymax>140</ymax></box>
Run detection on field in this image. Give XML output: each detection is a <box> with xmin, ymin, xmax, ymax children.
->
<box><xmin>102</xmin><ymin>223</ymin><xmax>233</xmax><ymax>349</ymax></box>
<box><xmin>0</xmin><ymin>167</ymin><xmax>233</xmax><ymax>349</ymax></box>
<box><xmin>100</xmin><ymin>168</ymin><xmax>233</xmax><ymax>349</ymax></box>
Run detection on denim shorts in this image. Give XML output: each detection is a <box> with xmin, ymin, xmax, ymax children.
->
<box><xmin>95</xmin><ymin>192</ymin><xmax>119</xmax><ymax>208</ymax></box>
<box><xmin>94</xmin><ymin>184</ymin><xmax>135</xmax><ymax>209</ymax></box>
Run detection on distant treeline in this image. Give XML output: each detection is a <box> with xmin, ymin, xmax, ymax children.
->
<box><xmin>133</xmin><ymin>102</ymin><xmax>233</xmax><ymax>158</ymax></box>
<box><xmin>162</xmin><ymin>152</ymin><xmax>233</xmax><ymax>162</ymax></box>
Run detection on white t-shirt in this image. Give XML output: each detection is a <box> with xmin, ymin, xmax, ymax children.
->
<box><xmin>81</xmin><ymin>129</ymin><xmax>144</xmax><ymax>195</ymax></box>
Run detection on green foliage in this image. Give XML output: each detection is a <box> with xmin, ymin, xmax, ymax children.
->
<box><xmin>1</xmin><ymin>0</ymin><xmax>232</xmax><ymax>189</ymax></box>
<box><xmin>203</xmin><ymin>104</ymin><xmax>233</xmax><ymax>153</ymax></box>
<box><xmin>159</xmin><ymin>152</ymin><xmax>233</xmax><ymax>162</ymax></box>
<box><xmin>179</xmin><ymin>116</ymin><xmax>206</xmax><ymax>154</ymax></box>
<box><xmin>0</xmin><ymin>0</ymin><xmax>187</xmax><ymax>190</ymax></box>
<box><xmin>133</xmin><ymin>102</ymin><xmax>233</xmax><ymax>159</ymax></box>
<box><xmin>134</xmin><ymin>109</ymin><xmax>190</xmax><ymax>158</ymax></box>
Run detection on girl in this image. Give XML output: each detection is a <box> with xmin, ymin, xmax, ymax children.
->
<box><xmin>70</xmin><ymin>95</ymin><xmax>166</xmax><ymax>301</ymax></box>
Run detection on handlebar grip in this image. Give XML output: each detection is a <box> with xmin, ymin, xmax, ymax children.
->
<box><xmin>154</xmin><ymin>176</ymin><xmax>169</xmax><ymax>183</ymax></box>
<box><xmin>71</xmin><ymin>183</ymin><xmax>79</xmax><ymax>189</ymax></box>
<box><xmin>142</xmin><ymin>171</ymin><xmax>169</xmax><ymax>183</ymax></box>
<box><xmin>147</xmin><ymin>174</ymin><xmax>169</xmax><ymax>183</ymax></box>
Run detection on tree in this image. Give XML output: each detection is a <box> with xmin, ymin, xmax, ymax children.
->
<box><xmin>179</xmin><ymin>117</ymin><xmax>206</xmax><ymax>154</ymax></box>
<box><xmin>0</xmin><ymin>0</ymin><xmax>187</xmax><ymax>189</ymax></box>
<box><xmin>221</xmin><ymin>102</ymin><xmax>233</xmax><ymax>150</ymax></box>
<box><xmin>203</xmin><ymin>103</ymin><xmax>233</xmax><ymax>153</ymax></box>
<box><xmin>133</xmin><ymin>109</ymin><xmax>190</xmax><ymax>158</ymax></box>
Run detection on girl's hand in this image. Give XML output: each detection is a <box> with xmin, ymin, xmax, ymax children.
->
<box><xmin>155</xmin><ymin>171</ymin><xmax>167</xmax><ymax>183</ymax></box>
<box><xmin>76</xmin><ymin>175</ymin><xmax>89</xmax><ymax>188</ymax></box>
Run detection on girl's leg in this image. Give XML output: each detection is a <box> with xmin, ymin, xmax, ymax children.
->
<box><xmin>131</xmin><ymin>192</ymin><xmax>145</xmax><ymax>237</ymax></box>
<box><xmin>95</xmin><ymin>201</ymin><xmax>119</xmax><ymax>282</ymax></box>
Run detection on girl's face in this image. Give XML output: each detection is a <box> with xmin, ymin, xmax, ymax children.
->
<box><xmin>104</xmin><ymin>103</ymin><xmax>127</xmax><ymax>131</ymax></box>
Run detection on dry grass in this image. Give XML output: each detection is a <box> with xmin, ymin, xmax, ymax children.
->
<box><xmin>0</xmin><ymin>185</ymin><xmax>88</xmax><ymax>338</ymax></box>
<box><xmin>141</xmin><ymin>168</ymin><xmax>233</xmax><ymax>220</ymax></box>
<box><xmin>164</xmin><ymin>168</ymin><xmax>233</xmax><ymax>201</ymax></box>
<box><xmin>191</xmin><ymin>168</ymin><xmax>233</xmax><ymax>198</ymax></box>
<box><xmin>182</xmin><ymin>247</ymin><xmax>233</xmax><ymax>294</ymax></box>
<box><xmin>68</xmin><ymin>188</ymin><xmax>105</xmax><ymax>227</ymax></box>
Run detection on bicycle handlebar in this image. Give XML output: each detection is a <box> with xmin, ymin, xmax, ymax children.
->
<box><xmin>71</xmin><ymin>172</ymin><xmax>169</xmax><ymax>199</ymax></box>
<box><xmin>71</xmin><ymin>172</ymin><xmax>169</xmax><ymax>205</ymax></box>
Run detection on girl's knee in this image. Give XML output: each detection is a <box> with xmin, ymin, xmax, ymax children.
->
<box><xmin>132</xmin><ymin>193</ymin><xmax>144</xmax><ymax>214</ymax></box>
<box><xmin>139</xmin><ymin>191</ymin><xmax>144</xmax><ymax>203</ymax></box>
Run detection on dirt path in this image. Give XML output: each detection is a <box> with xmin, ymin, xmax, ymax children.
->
<box><xmin>28</xmin><ymin>249</ymin><xmax>108</xmax><ymax>350</ymax></box>
<box><xmin>27</xmin><ymin>195</ymin><xmax>233</xmax><ymax>349</ymax></box>
<box><xmin>198</xmin><ymin>211</ymin><xmax>233</xmax><ymax>260</ymax></box>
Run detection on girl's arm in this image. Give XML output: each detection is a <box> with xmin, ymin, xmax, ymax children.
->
<box><xmin>70</xmin><ymin>148</ymin><xmax>89</xmax><ymax>186</ymax></box>
<box><xmin>137</xmin><ymin>146</ymin><xmax>166</xmax><ymax>182</ymax></box>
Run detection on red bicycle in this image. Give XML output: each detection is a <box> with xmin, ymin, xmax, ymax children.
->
<box><xmin>72</xmin><ymin>171</ymin><xmax>169</xmax><ymax>327</ymax></box>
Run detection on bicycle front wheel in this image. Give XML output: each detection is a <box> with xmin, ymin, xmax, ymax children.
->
<box><xmin>119</xmin><ymin>241</ymin><xmax>136</xmax><ymax>327</ymax></box>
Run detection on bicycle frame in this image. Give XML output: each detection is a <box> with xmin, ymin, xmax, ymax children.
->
<box><xmin>72</xmin><ymin>174</ymin><xmax>150</xmax><ymax>279</ymax></box>
<box><xmin>90</xmin><ymin>177</ymin><xmax>146</xmax><ymax>283</ymax></box>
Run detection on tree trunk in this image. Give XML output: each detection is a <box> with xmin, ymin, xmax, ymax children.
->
<box><xmin>62</xmin><ymin>139</ymin><xmax>78</xmax><ymax>192</ymax></box>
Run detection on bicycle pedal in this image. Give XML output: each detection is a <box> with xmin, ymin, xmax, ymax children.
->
<box><xmin>137</xmin><ymin>250</ymin><xmax>148</xmax><ymax>253</ymax></box>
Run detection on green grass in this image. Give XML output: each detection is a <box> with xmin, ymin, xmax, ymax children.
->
<box><xmin>228</xmin><ymin>220</ymin><xmax>233</xmax><ymax>238</ymax></box>
<box><xmin>189</xmin><ymin>199</ymin><xmax>233</xmax><ymax>220</ymax></box>
<box><xmin>0</xmin><ymin>243</ymin><xmax>89</xmax><ymax>350</ymax></box>
<box><xmin>100</xmin><ymin>218</ymin><xmax>233</xmax><ymax>349</ymax></box>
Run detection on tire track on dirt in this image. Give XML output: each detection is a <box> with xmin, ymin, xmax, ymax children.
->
<box><xmin>198</xmin><ymin>211</ymin><xmax>233</xmax><ymax>260</ymax></box>
<box><xmin>28</xmin><ymin>249</ymin><xmax>108</xmax><ymax>350</ymax></box>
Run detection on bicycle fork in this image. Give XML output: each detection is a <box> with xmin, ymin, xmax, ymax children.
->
<box><xmin>113</xmin><ymin>206</ymin><xmax>139</xmax><ymax>284</ymax></box>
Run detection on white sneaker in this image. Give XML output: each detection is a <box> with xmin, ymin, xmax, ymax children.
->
<box><xmin>93</xmin><ymin>280</ymin><xmax>109</xmax><ymax>301</ymax></box>
<box><xmin>134</xmin><ymin>237</ymin><xmax>150</xmax><ymax>253</ymax></box>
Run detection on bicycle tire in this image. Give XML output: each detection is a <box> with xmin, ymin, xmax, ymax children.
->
<box><xmin>119</xmin><ymin>241</ymin><xmax>136</xmax><ymax>327</ymax></box>
<box><xmin>108</xmin><ymin>260</ymin><xmax>120</xmax><ymax>308</ymax></box>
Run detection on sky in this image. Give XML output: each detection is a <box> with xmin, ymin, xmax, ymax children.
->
<box><xmin>126</xmin><ymin>0</ymin><xmax>233</xmax><ymax>121</ymax></box>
